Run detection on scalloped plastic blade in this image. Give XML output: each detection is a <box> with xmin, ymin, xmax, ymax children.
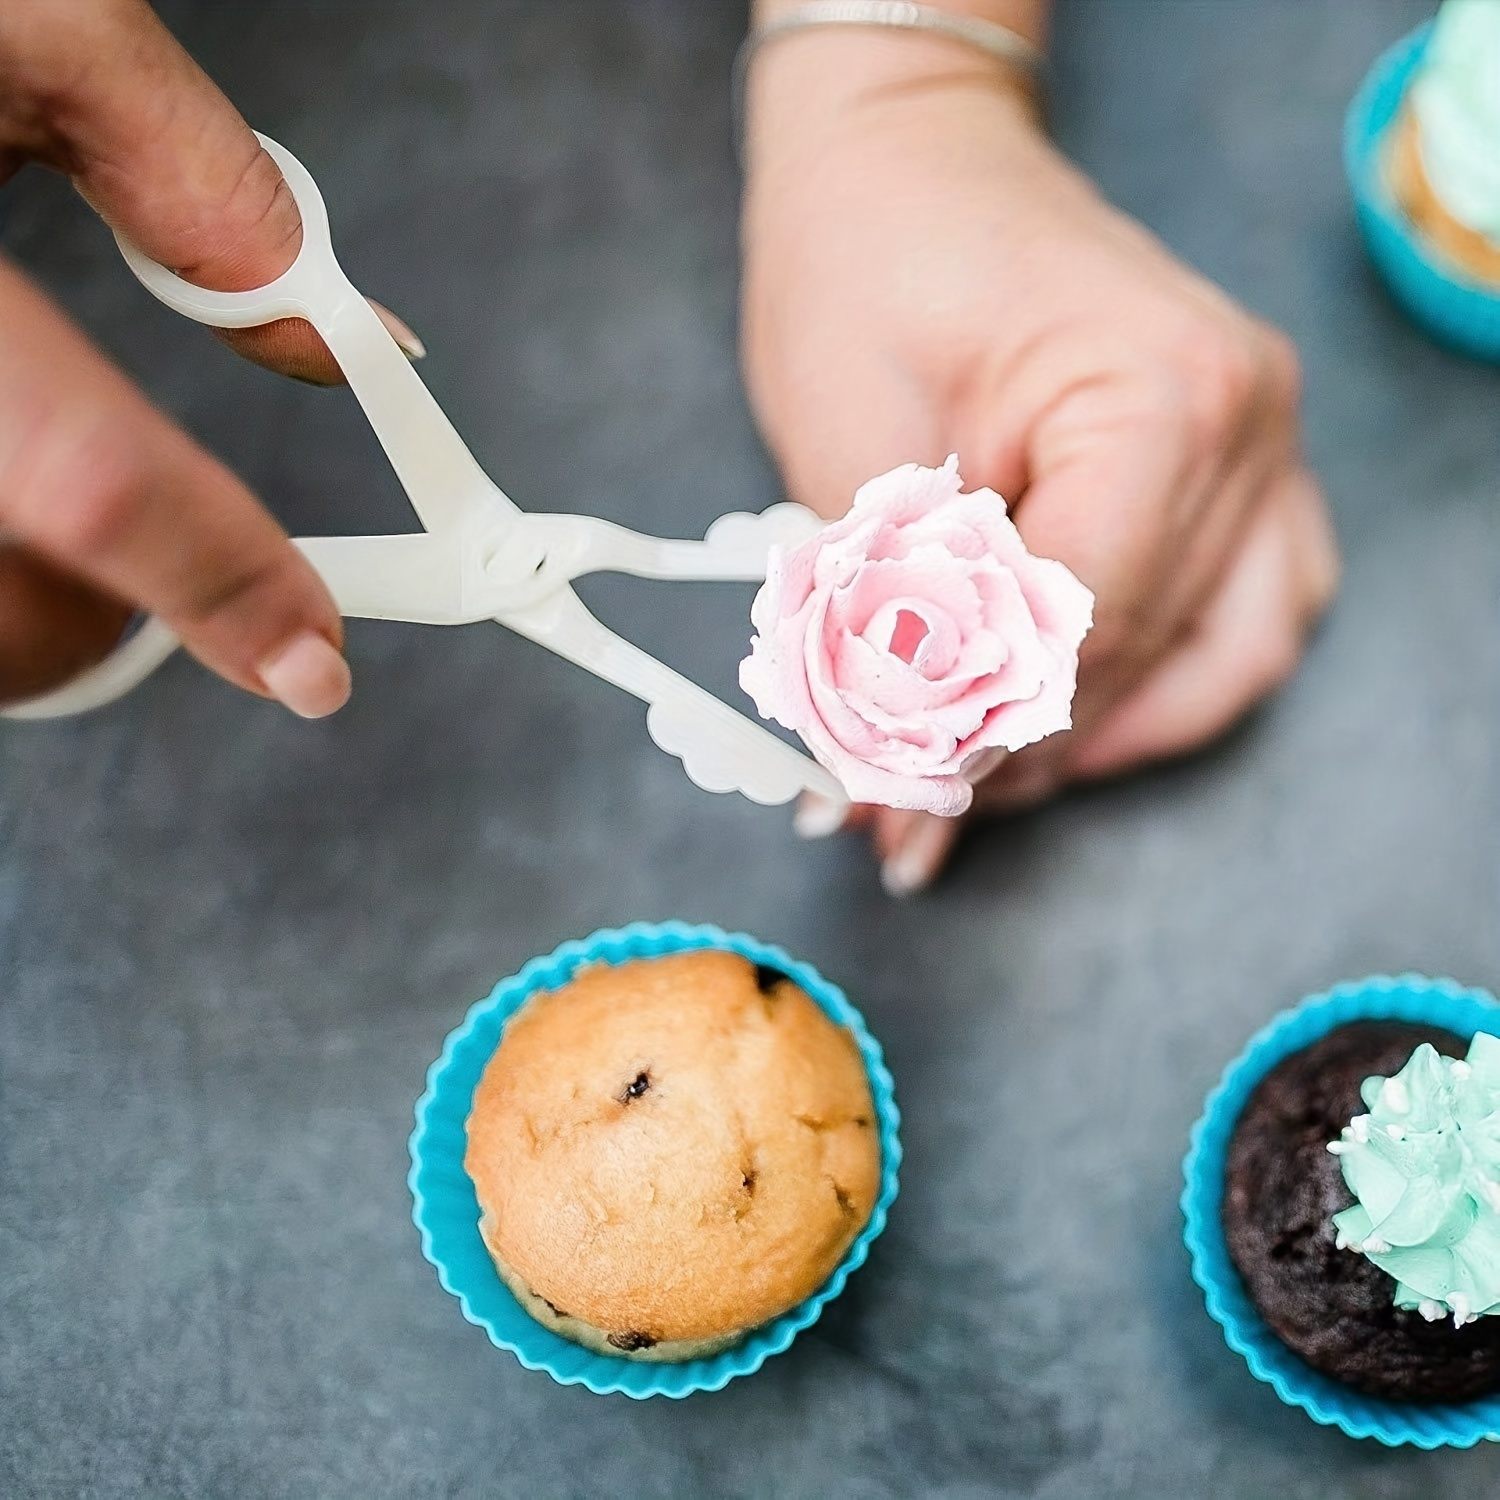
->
<box><xmin>644</xmin><ymin>696</ymin><xmax>835</xmax><ymax>805</ymax></box>
<box><xmin>497</xmin><ymin>588</ymin><xmax>844</xmax><ymax>807</ymax></box>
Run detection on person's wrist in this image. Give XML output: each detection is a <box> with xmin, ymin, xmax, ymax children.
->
<box><xmin>750</xmin><ymin>0</ymin><xmax>1049</xmax><ymax>49</ymax></box>
<box><xmin>743</xmin><ymin>14</ymin><xmax>1045</xmax><ymax>181</ymax></box>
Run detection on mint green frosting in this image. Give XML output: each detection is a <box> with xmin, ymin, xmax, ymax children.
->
<box><xmin>1330</xmin><ymin>1031</ymin><xmax>1500</xmax><ymax>1327</ymax></box>
<box><xmin>1410</xmin><ymin>0</ymin><xmax>1500</xmax><ymax>241</ymax></box>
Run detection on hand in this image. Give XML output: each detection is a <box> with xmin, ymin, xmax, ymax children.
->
<box><xmin>0</xmin><ymin>0</ymin><xmax>419</xmax><ymax>715</ymax></box>
<box><xmin>740</xmin><ymin>27</ymin><xmax>1338</xmax><ymax>892</ymax></box>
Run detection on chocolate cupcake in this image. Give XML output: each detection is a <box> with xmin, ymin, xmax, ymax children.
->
<box><xmin>1222</xmin><ymin>1021</ymin><xmax>1500</xmax><ymax>1402</ymax></box>
<box><xmin>1185</xmin><ymin>976</ymin><xmax>1500</xmax><ymax>1443</ymax></box>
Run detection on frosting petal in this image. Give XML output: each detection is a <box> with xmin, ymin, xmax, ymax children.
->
<box><xmin>1331</xmin><ymin>1033</ymin><xmax>1500</xmax><ymax>1324</ymax></box>
<box><xmin>739</xmin><ymin>456</ymin><xmax>1094</xmax><ymax>811</ymax></box>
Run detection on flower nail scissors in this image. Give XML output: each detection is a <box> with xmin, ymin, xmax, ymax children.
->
<box><xmin>3</xmin><ymin>135</ymin><xmax>845</xmax><ymax>810</ymax></box>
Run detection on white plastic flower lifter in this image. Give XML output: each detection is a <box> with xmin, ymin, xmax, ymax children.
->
<box><xmin>1</xmin><ymin>135</ymin><xmax>844</xmax><ymax>812</ymax></box>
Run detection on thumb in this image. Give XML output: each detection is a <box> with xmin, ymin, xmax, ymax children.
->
<box><xmin>7</xmin><ymin>0</ymin><xmax>420</xmax><ymax>382</ymax></box>
<box><xmin>955</xmin><ymin>417</ymin><xmax>1196</xmax><ymax>801</ymax></box>
<box><xmin>1006</xmin><ymin>407</ymin><xmax>1217</xmax><ymax>735</ymax></box>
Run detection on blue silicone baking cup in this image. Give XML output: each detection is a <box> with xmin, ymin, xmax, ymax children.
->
<box><xmin>1345</xmin><ymin>22</ymin><xmax>1500</xmax><ymax>363</ymax></box>
<box><xmin>1183</xmin><ymin>974</ymin><xmax>1500</xmax><ymax>1446</ymax></box>
<box><xmin>409</xmin><ymin>920</ymin><xmax>901</xmax><ymax>1398</ymax></box>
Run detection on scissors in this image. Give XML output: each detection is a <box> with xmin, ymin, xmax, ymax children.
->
<box><xmin>2</xmin><ymin>135</ymin><xmax>846</xmax><ymax>811</ymax></box>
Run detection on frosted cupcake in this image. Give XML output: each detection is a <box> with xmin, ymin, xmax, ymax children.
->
<box><xmin>1223</xmin><ymin>1022</ymin><xmax>1500</xmax><ymax>1402</ymax></box>
<box><xmin>1184</xmin><ymin>975</ymin><xmax>1500</xmax><ymax>1443</ymax></box>
<box><xmin>1345</xmin><ymin>6</ymin><xmax>1500</xmax><ymax>361</ymax></box>
<box><xmin>1385</xmin><ymin>0</ymin><xmax>1500</xmax><ymax>287</ymax></box>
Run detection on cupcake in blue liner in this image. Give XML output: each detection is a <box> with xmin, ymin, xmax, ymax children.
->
<box><xmin>1345</xmin><ymin>10</ymin><xmax>1500</xmax><ymax>363</ymax></box>
<box><xmin>409</xmin><ymin>921</ymin><xmax>901</xmax><ymax>1398</ymax></box>
<box><xmin>1183</xmin><ymin>974</ymin><xmax>1500</xmax><ymax>1446</ymax></box>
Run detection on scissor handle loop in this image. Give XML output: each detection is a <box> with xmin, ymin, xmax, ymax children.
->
<box><xmin>115</xmin><ymin>134</ymin><xmax>349</xmax><ymax>330</ymax></box>
<box><xmin>0</xmin><ymin>618</ymin><xmax>180</xmax><ymax>720</ymax></box>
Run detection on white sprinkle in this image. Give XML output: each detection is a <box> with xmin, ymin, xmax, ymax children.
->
<box><xmin>1452</xmin><ymin>1059</ymin><xmax>1473</xmax><ymax>1081</ymax></box>
<box><xmin>1453</xmin><ymin>1293</ymin><xmax>1475</xmax><ymax>1328</ymax></box>
<box><xmin>1419</xmin><ymin>1299</ymin><xmax>1446</xmax><ymax>1322</ymax></box>
<box><xmin>1351</xmin><ymin>1116</ymin><xmax>1371</xmax><ymax>1144</ymax></box>
<box><xmin>1364</xmin><ymin>1236</ymin><xmax>1390</xmax><ymax>1254</ymax></box>
<box><xmin>1382</xmin><ymin>1075</ymin><xmax>1411</xmax><ymax>1113</ymax></box>
<box><xmin>1327</xmin><ymin>1141</ymin><xmax>1348</xmax><ymax>1155</ymax></box>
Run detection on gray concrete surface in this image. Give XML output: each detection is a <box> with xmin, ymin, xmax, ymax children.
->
<box><xmin>4</xmin><ymin>1</ymin><xmax>1500</xmax><ymax>1495</ymax></box>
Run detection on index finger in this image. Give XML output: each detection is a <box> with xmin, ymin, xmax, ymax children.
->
<box><xmin>0</xmin><ymin>258</ymin><xmax>351</xmax><ymax>718</ymax></box>
<box><xmin>1008</xmin><ymin>413</ymin><xmax>1199</xmax><ymax>734</ymax></box>
<box><xmin>960</xmin><ymin>406</ymin><xmax>1227</xmax><ymax>808</ymax></box>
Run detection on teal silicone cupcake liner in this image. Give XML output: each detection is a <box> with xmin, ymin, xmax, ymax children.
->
<box><xmin>408</xmin><ymin>920</ymin><xmax>901</xmax><ymax>1398</ymax></box>
<box><xmin>1182</xmin><ymin>974</ymin><xmax>1500</xmax><ymax>1447</ymax></box>
<box><xmin>1345</xmin><ymin>23</ymin><xmax>1500</xmax><ymax>364</ymax></box>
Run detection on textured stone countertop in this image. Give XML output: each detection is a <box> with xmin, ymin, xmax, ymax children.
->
<box><xmin>4</xmin><ymin>2</ymin><xmax>1500</xmax><ymax>1495</ymax></box>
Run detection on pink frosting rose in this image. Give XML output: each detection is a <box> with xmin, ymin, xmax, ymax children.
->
<box><xmin>739</xmin><ymin>455</ymin><xmax>1094</xmax><ymax>816</ymax></box>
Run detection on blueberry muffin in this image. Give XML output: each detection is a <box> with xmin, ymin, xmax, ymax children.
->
<box><xmin>465</xmin><ymin>950</ymin><xmax>880</xmax><ymax>1360</ymax></box>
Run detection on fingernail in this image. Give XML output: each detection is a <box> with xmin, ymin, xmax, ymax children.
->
<box><xmin>259</xmin><ymin>631</ymin><xmax>352</xmax><ymax>719</ymax></box>
<box><xmin>373</xmin><ymin>302</ymin><xmax>426</xmax><ymax>360</ymax></box>
<box><xmin>794</xmin><ymin>792</ymin><xmax>850</xmax><ymax>839</ymax></box>
<box><xmin>962</xmin><ymin>746</ymin><xmax>1008</xmax><ymax>784</ymax></box>
<box><xmin>880</xmin><ymin>814</ymin><xmax>952</xmax><ymax>898</ymax></box>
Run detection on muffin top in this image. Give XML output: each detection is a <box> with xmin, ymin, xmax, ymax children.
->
<box><xmin>465</xmin><ymin>949</ymin><xmax>880</xmax><ymax>1345</ymax></box>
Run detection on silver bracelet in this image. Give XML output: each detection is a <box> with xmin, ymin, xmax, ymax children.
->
<box><xmin>734</xmin><ymin>2</ymin><xmax>1047</xmax><ymax>161</ymax></box>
